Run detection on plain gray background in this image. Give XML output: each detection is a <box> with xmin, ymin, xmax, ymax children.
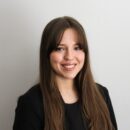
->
<box><xmin>0</xmin><ymin>0</ymin><xmax>130</xmax><ymax>130</ymax></box>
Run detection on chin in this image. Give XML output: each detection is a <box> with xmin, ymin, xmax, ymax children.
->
<box><xmin>62</xmin><ymin>74</ymin><xmax>77</xmax><ymax>80</ymax></box>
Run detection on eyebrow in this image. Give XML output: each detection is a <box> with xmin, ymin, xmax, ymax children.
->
<box><xmin>59</xmin><ymin>43</ymin><xmax>80</xmax><ymax>46</ymax></box>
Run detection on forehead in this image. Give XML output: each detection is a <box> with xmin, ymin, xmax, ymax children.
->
<box><xmin>60</xmin><ymin>28</ymin><xmax>79</xmax><ymax>44</ymax></box>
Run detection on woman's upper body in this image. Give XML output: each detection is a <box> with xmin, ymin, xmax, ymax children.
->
<box><xmin>13</xmin><ymin>16</ymin><xmax>118</xmax><ymax>130</ymax></box>
<box><xmin>13</xmin><ymin>83</ymin><xmax>117</xmax><ymax>130</ymax></box>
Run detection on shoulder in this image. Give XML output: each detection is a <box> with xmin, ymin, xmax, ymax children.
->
<box><xmin>96</xmin><ymin>83</ymin><xmax>108</xmax><ymax>93</ymax></box>
<box><xmin>19</xmin><ymin>84</ymin><xmax>42</xmax><ymax>102</ymax></box>
<box><xmin>95</xmin><ymin>83</ymin><xmax>114</xmax><ymax>108</ymax></box>
<box><xmin>96</xmin><ymin>83</ymin><xmax>118</xmax><ymax>130</ymax></box>
<box><xmin>17</xmin><ymin>84</ymin><xmax>43</xmax><ymax>118</ymax></box>
<box><xmin>13</xmin><ymin>84</ymin><xmax>44</xmax><ymax>129</ymax></box>
<box><xmin>96</xmin><ymin>83</ymin><xmax>109</xmax><ymax>102</ymax></box>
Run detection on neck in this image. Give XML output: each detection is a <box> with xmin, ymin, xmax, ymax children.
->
<box><xmin>55</xmin><ymin>76</ymin><xmax>78</xmax><ymax>104</ymax></box>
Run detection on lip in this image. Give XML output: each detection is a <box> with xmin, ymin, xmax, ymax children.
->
<box><xmin>61</xmin><ymin>63</ymin><xmax>76</xmax><ymax>71</ymax></box>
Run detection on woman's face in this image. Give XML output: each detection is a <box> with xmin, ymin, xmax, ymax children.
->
<box><xmin>50</xmin><ymin>28</ymin><xmax>85</xmax><ymax>80</ymax></box>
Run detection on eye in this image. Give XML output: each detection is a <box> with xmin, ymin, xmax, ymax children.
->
<box><xmin>74</xmin><ymin>45</ymin><xmax>83</xmax><ymax>51</ymax></box>
<box><xmin>55</xmin><ymin>46</ymin><xmax>65</xmax><ymax>51</ymax></box>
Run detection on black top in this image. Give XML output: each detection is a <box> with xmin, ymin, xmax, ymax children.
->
<box><xmin>13</xmin><ymin>84</ymin><xmax>117</xmax><ymax>130</ymax></box>
<box><xmin>64</xmin><ymin>101</ymin><xmax>86</xmax><ymax>130</ymax></box>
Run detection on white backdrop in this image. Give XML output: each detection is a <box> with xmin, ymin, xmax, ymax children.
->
<box><xmin>0</xmin><ymin>0</ymin><xmax>130</xmax><ymax>130</ymax></box>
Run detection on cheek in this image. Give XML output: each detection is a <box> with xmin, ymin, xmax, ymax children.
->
<box><xmin>77</xmin><ymin>52</ymin><xmax>85</xmax><ymax>63</ymax></box>
<box><xmin>50</xmin><ymin>53</ymin><xmax>63</xmax><ymax>65</ymax></box>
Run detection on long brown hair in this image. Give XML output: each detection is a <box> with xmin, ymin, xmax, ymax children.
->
<box><xmin>40</xmin><ymin>16</ymin><xmax>115</xmax><ymax>130</ymax></box>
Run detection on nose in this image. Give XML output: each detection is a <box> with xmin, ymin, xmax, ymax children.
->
<box><xmin>64</xmin><ymin>49</ymin><xmax>74</xmax><ymax>60</ymax></box>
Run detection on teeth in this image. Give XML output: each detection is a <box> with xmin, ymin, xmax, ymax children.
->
<box><xmin>62</xmin><ymin>64</ymin><xmax>75</xmax><ymax>69</ymax></box>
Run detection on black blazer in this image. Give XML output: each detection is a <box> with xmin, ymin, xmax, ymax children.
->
<box><xmin>13</xmin><ymin>84</ymin><xmax>117</xmax><ymax>130</ymax></box>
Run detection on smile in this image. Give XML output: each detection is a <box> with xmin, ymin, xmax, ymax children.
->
<box><xmin>61</xmin><ymin>64</ymin><xmax>76</xmax><ymax>71</ymax></box>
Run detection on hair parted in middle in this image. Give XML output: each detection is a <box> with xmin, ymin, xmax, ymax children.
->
<box><xmin>39</xmin><ymin>16</ymin><xmax>114</xmax><ymax>130</ymax></box>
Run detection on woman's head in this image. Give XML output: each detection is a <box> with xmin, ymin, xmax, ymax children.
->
<box><xmin>40</xmin><ymin>16</ymin><xmax>90</xmax><ymax>84</ymax></box>
<box><xmin>50</xmin><ymin>28</ymin><xmax>86</xmax><ymax>82</ymax></box>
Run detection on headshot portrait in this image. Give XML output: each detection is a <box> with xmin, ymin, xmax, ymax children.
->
<box><xmin>1</xmin><ymin>1</ymin><xmax>130</xmax><ymax>130</ymax></box>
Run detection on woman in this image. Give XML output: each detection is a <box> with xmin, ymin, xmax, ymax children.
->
<box><xmin>13</xmin><ymin>16</ymin><xmax>117</xmax><ymax>130</ymax></box>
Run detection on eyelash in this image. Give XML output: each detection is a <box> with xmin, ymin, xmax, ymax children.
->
<box><xmin>55</xmin><ymin>46</ymin><xmax>83</xmax><ymax>52</ymax></box>
<box><xmin>74</xmin><ymin>46</ymin><xmax>82</xmax><ymax>50</ymax></box>
<box><xmin>55</xmin><ymin>47</ymin><xmax>64</xmax><ymax>51</ymax></box>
